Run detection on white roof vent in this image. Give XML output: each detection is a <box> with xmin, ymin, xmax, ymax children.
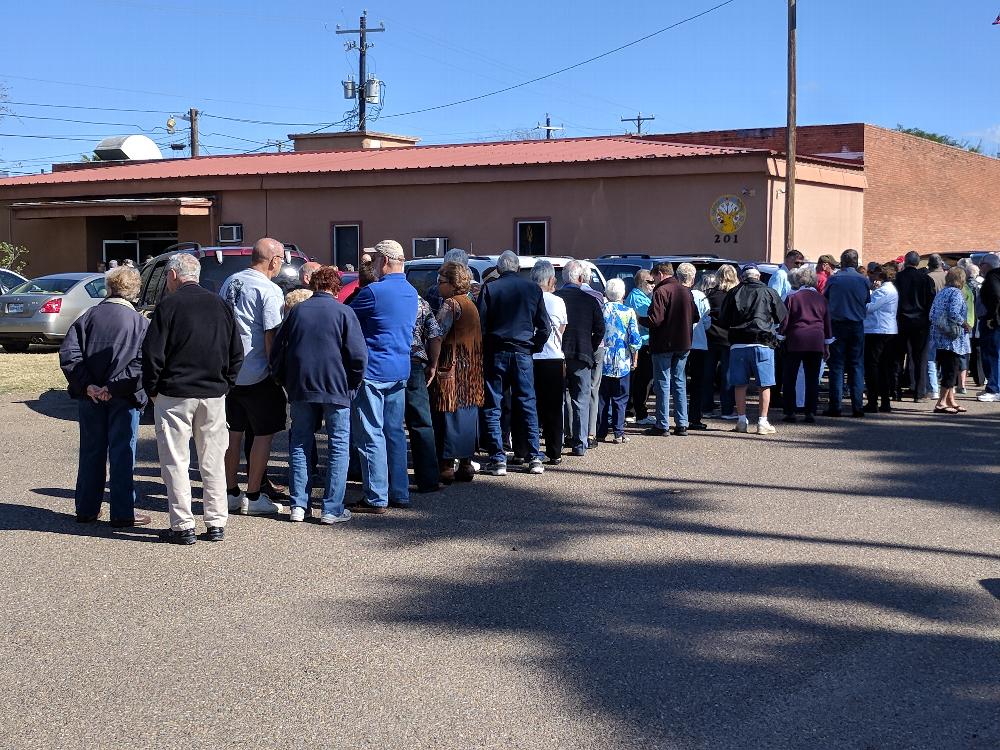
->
<box><xmin>93</xmin><ymin>135</ymin><xmax>164</xmax><ymax>161</ymax></box>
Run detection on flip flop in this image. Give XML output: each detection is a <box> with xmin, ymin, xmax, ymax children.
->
<box><xmin>954</xmin><ymin>406</ymin><xmax>968</xmax><ymax>413</ymax></box>
<box><xmin>933</xmin><ymin>406</ymin><xmax>959</xmax><ymax>414</ymax></box>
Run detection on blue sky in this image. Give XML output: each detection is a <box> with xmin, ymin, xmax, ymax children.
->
<box><xmin>1</xmin><ymin>0</ymin><xmax>998</xmax><ymax>172</ymax></box>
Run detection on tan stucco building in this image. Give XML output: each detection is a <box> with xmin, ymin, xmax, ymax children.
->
<box><xmin>0</xmin><ymin>125</ymin><xmax>937</xmax><ymax>276</ymax></box>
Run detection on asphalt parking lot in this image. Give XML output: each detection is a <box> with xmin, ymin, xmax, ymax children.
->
<box><xmin>1</xmin><ymin>381</ymin><xmax>998</xmax><ymax>750</ymax></box>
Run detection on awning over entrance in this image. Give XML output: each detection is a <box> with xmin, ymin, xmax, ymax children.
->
<box><xmin>9</xmin><ymin>196</ymin><xmax>212</xmax><ymax>220</ymax></box>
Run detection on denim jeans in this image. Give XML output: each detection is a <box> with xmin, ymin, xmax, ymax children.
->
<box><xmin>289</xmin><ymin>401</ymin><xmax>350</xmax><ymax>517</ymax></box>
<box><xmin>564</xmin><ymin>358</ymin><xmax>592</xmax><ymax>452</ymax></box>
<box><xmin>652</xmin><ymin>351</ymin><xmax>689</xmax><ymax>429</ymax></box>
<box><xmin>483</xmin><ymin>350</ymin><xmax>541</xmax><ymax>462</ymax></box>
<box><xmin>980</xmin><ymin>320</ymin><xmax>1000</xmax><ymax>393</ymax></box>
<box><xmin>588</xmin><ymin>346</ymin><xmax>605</xmax><ymax>437</ymax></box>
<box><xmin>926</xmin><ymin>332</ymin><xmax>940</xmax><ymax>395</ymax></box>
<box><xmin>828</xmin><ymin>320</ymin><xmax>865</xmax><ymax>412</ymax></box>
<box><xmin>702</xmin><ymin>344</ymin><xmax>734</xmax><ymax>415</ymax></box>
<box><xmin>352</xmin><ymin>379</ymin><xmax>409</xmax><ymax>507</ymax></box>
<box><xmin>404</xmin><ymin>362</ymin><xmax>439</xmax><ymax>491</ymax></box>
<box><xmin>75</xmin><ymin>397</ymin><xmax>140</xmax><ymax>522</ymax></box>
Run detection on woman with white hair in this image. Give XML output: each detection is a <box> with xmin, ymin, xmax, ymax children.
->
<box><xmin>59</xmin><ymin>266</ymin><xmax>151</xmax><ymax>527</ymax></box>
<box><xmin>596</xmin><ymin>277</ymin><xmax>641</xmax><ymax>443</ymax></box>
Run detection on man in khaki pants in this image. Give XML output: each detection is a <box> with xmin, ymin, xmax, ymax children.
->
<box><xmin>142</xmin><ymin>253</ymin><xmax>244</xmax><ymax>544</ymax></box>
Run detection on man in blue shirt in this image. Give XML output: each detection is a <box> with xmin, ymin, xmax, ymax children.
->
<box><xmin>768</xmin><ymin>249</ymin><xmax>805</xmax><ymax>303</ymax></box>
<box><xmin>823</xmin><ymin>248</ymin><xmax>871</xmax><ymax>417</ymax></box>
<box><xmin>349</xmin><ymin>240</ymin><xmax>418</xmax><ymax>512</ymax></box>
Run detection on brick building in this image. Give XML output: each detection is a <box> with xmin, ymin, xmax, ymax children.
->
<box><xmin>648</xmin><ymin>124</ymin><xmax>1000</xmax><ymax>261</ymax></box>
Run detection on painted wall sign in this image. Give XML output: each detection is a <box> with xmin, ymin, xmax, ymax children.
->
<box><xmin>710</xmin><ymin>195</ymin><xmax>747</xmax><ymax>235</ymax></box>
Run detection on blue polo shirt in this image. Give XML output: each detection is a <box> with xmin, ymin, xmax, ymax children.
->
<box><xmin>349</xmin><ymin>273</ymin><xmax>418</xmax><ymax>382</ymax></box>
<box><xmin>824</xmin><ymin>267</ymin><xmax>871</xmax><ymax>323</ymax></box>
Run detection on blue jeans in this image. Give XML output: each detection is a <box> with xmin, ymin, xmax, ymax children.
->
<box><xmin>75</xmin><ymin>397</ymin><xmax>140</xmax><ymax>522</ymax></box>
<box><xmin>980</xmin><ymin>320</ymin><xmax>1000</xmax><ymax>393</ymax></box>
<box><xmin>483</xmin><ymin>350</ymin><xmax>541</xmax><ymax>462</ymax></box>
<box><xmin>652</xmin><ymin>351</ymin><xmax>689</xmax><ymax>429</ymax></box>
<box><xmin>828</xmin><ymin>320</ymin><xmax>865</xmax><ymax>411</ymax></box>
<box><xmin>596</xmin><ymin>373</ymin><xmax>630</xmax><ymax>439</ymax></box>
<box><xmin>289</xmin><ymin>401</ymin><xmax>350</xmax><ymax>517</ymax></box>
<box><xmin>352</xmin><ymin>379</ymin><xmax>409</xmax><ymax>507</ymax></box>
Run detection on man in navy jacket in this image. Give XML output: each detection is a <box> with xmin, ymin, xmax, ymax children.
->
<box><xmin>271</xmin><ymin>266</ymin><xmax>367</xmax><ymax>523</ymax></box>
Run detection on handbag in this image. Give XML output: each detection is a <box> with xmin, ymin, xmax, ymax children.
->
<box><xmin>933</xmin><ymin>310</ymin><xmax>962</xmax><ymax>341</ymax></box>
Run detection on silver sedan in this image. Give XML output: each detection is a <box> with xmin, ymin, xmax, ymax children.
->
<box><xmin>0</xmin><ymin>273</ymin><xmax>107</xmax><ymax>353</ymax></box>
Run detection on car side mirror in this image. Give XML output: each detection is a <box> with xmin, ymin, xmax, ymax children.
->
<box><xmin>215</xmin><ymin>250</ymin><xmax>224</xmax><ymax>265</ymax></box>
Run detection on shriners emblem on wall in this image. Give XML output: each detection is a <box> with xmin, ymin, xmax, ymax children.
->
<box><xmin>710</xmin><ymin>195</ymin><xmax>747</xmax><ymax>235</ymax></box>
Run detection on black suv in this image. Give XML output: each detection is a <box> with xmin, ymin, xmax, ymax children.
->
<box><xmin>138</xmin><ymin>242</ymin><xmax>309</xmax><ymax>313</ymax></box>
<box><xmin>593</xmin><ymin>253</ymin><xmax>770</xmax><ymax>294</ymax></box>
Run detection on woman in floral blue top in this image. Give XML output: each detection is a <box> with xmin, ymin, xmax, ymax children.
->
<box><xmin>597</xmin><ymin>278</ymin><xmax>642</xmax><ymax>443</ymax></box>
<box><xmin>929</xmin><ymin>266</ymin><xmax>972</xmax><ymax>415</ymax></box>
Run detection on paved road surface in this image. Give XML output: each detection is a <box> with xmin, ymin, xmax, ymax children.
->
<box><xmin>1</xmin><ymin>388</ymin><xmax>998</xmax><ymax>749</ymax></box>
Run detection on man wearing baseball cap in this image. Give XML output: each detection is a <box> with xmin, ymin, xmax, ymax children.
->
<box><xmin>349</xmin><ymin>239</ymin><xmax>418</xmax><ymax>512</ymax></box>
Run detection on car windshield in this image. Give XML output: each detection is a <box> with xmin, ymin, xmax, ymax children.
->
<box><xmin>10</xmin><ymin>277</ymin><xmax>80</xmax><ymax>295</ymax></box>
<box><xmin>197</xmin><ymin>256</ymin><xmax>304</xmax><ymax>297</ymax></box>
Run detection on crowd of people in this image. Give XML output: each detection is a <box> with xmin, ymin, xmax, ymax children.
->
<box><xmin>58</xmin><ymin>238</ymin><xmax>1000</xmax><ymax>543</ymax></box>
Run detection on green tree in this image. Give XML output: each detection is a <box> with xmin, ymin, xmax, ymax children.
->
<box><xmin>0</xmin><ymin>242</ymin><xmax>30</xmax><ymax>273</ymax></box>
<box><xmin>895</xmin><ymin>125</ymin><xmax>984</xmax><ymax>154</ymax></box>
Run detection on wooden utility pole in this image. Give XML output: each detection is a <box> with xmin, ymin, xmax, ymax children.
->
<box><xmin>337</xmin><ymin>11</ymin><xmax>385</xmax><ymax>132</ymax></box>
<box><xmin>188</xmin><ymin>107</ymin><xmax>200</xmax><ymax>157</ymax></box>
<box><xmin>784</xmin><ymin>0</ymin><xmax>796</xmax><ymax>255</ymax></box>
<box><xmin>536</xmin><ymin>113</ymin><xmax>564</xmax><ymax>140</ymax></box>
<box><xmin>621</xmin><ymin>112</ymin><xmax>655</xmax><ymax>135</ymax></box>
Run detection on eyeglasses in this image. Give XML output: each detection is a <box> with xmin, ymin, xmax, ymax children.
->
<box><xmin>437</xmin><ymin>277</ymin><xmax>449</xmax><ymax>284</ymax></box>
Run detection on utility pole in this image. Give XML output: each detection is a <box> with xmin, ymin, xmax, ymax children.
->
<box><xmin>337</xmin><ymin>11</ymin><xmax>385</xmax><ymax>132</ymax></box>
<box><xmin>188</xmin><ymin>107</ymin><xmax>200</xmax><ymax>157</ymax></box>
<box><xmin>784</xmin><ymin>0</ymin><xmax>797</xmax><ymax>255</ymax></box>
<box><xmin>621</xmin><ymin>112</ymin><xmax>655</xmax><ymax>136</ymax></box>
<box><xmin>536</xmin><ymin>113</ymin><xmax>564</xmax><ymax>140</ymax></box>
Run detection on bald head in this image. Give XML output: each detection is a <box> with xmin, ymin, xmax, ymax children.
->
<box><xmin>251</xmin><ymin>237</ymin><xmax>285</xmax><ymax>279</ymax></box>
<box><xmin>299</xmin><ymin>261</ymin><xmax>321</xmax><ymax>286</ymax></box>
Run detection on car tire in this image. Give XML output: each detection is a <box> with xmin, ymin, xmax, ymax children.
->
<box><xmin>0</xmin><ymin>341</ymin><xmax>30</xmax><ymax>353</ymax></box>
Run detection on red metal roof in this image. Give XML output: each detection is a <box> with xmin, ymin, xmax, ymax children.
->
<box><xmin>0</xmin><ymin>137</ymin><xmax>762</xmax><ymax>187</ymax></box>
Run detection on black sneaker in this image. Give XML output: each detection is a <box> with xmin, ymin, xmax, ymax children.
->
<box><xmin>158</xmin><ymin>528</ymin><xmax>196</xmax><ymax>545</ymax></box>
<box><xmin>545</xmin><ymin>456</ymin><xmax>563</xmax><ymax>466</ymax></box>
<box><xmin>850</xmin><ymin>409</ymin><xmax>866</xmax><ymax>418</ymax></box>
<box><xmin>673</xmin><ymin>426</ymin><xmax>688</xmax><ymax>436</ymax></box>
<box><xmin>803</xmin><ymin>413</ymin><xmax>816</xmax><ymax>423</ymax></box>
<box><xmin>688</xmin><ymin>422</ymin><xmax>709</xmax><ymax>431</ymax></box>
<box><xmin>587</xmin><ymin>438</ymin><xmax>599</xmax><ymax>449</ymax></box>
<box><xmin>821</xmin><ymin>409</ymin><xmax>842</xmax><ymax>417</ymax></box>
<box><xmin>782</xmin><ymin>414</ymin><xmax>797</xmax><ymax>423</ymax></box>
<box><xmin>199</xmin><ymin>526</ymin><xmax>225</xmax><ymax>542</ymax></box>
<box><xmin>643</xmin><ymin>427</ymin><xmax>669</xmax><ymax>436</ymax></box>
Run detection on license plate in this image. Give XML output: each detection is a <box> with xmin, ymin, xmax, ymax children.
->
<box><xmin>7</xmin><ymin>303</ymin><xmax>23</xmax><ymax>314</ymax></box>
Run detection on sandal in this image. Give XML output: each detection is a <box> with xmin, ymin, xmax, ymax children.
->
<box><xmin>933</xmin><ymin>406</ymin><xmax>958</xmax><ymax>414</ymax></box>
<box><xmin>954</xmin><ymin>406</ymin><xmax>968</xmax><ymax>413</ymax></box>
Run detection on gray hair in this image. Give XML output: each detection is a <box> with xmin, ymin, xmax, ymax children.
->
<box><xmin>927</xmin><ymin>253</ymin><xmax>944</xmax><ymax>270</ymax></box>
<box><xmin>904</xmin><ymin>250</ymin><xmax>921</xmax><ymax>268</ymax></box>
<box><xmin>676</xmin><ymin>262</ymin><xmax>696</xmax><ymax>285</ymax></box>
<box><xmin>105</xmin><ymin>266</ymin><xmax>141</xmax><ymax>303</ymax></box>
<box><xmin>496</xmin><ymin>250</ymin><xmax>520</xmax><ymax>274</ymax></box>
<box><xmin>530</xmin><ymin>259</ymin><xmax>555</xmax><ymax>287</ymax></box>
<box><xmin>788</xmin><ymin>267</ymin><xmax>804</xmax><ymax>290</ymax></box>
<box><xmin>166</xmin><ymin>253</ymin><xmax>201</xmax><ymax>281</ymax></box>
<box><xmin>605</xmin><ymin>277</ymin><xmax>626</xmax><ymax>302</ymax></box>
<box><xmin>443</xmin><ymin>248</ymin><xmax>469</xmax><ymax>266</ymax></box>
<box><xmin>979</xmin><ymin>253</ymin><xmax>1000</xmax><ymax>271</ymax></box>
<box><xmin>797</xmin><ymin>266</ymin><xmax>817</xmax><ymax>288</ymax></box>
<box><xmin>699</xmin><ymin>271</ymin><xmax>719</xmax><ymax>293</ymax></box>
<box><xmin>562</xmin><ymin>259</ymin><xmax>586</xmax><ymax>284</ymax></box>
<box><xmin>743</xmin><ymin>267</ymin><xmax>761</xmax><ymax>281</ymax></box>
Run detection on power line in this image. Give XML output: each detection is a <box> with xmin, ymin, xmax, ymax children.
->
<box><xmin>378</xmin><ymin>0</ymin><xmax>738</xmax><ymax>121</ymax></box>
<box><xmin>0</xmin><ymin>112</ymin><xmax>153</xmax><ymax>129</ymax></box>
<box><xmin>0</xmin><ymin>133</ymin><xmax>104</xmax><ymax>142</ymax></box>
<box><xmin>1</xmin><ymin>100</ymin><xmax>174</xmax><ymax>115</ymax></box>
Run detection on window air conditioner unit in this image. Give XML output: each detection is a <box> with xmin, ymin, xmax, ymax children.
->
<box><xmin>218</xmin><ymin>223</ymin><xmax>243</xmax><ymax>244</ymax></box>
<box><xmin>412</xmin><ymin>237</ymin><xmax>449</xmax><ymax>258</ymax></box>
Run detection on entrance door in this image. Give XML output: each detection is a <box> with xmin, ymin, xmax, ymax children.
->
<box><xmin>332</xmin><ymin>224</ymin><xmax>361</xmax><ymax>270</ymax></box>
<box><xmin>103</xmin><ymin>240</ymin><xmax>140</xmax><ymax>266</ymax></box>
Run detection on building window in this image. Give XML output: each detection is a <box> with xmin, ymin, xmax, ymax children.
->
<box><xmin>331</xmin><ymin>223</ymin><xmax>361</xmax><ymax>269</ymax></box>
<box><xmin>516</xmin><ymin>219</ymin><xmax>548</xmax><ymax>256</ymax></box>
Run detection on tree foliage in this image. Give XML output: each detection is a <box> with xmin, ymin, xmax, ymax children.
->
<box><xmin>0</xmin><ymin>242</ymin><xmax>30</xmax><ymax>273</ymax></box>
<box><xmin>895</xmin><ymin>125</ymin><xmax>983</xmax><ymax>154</ymax></box>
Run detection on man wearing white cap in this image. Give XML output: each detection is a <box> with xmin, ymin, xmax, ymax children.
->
<box><xmin>349</xmin><ymin>240</ymin><xmax>418</xmax><ymax>512</ymax></box>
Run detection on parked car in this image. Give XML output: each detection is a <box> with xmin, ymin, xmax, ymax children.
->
<box><xmin>0</xmin><ymin>269</ymin><xmax>28</xmax><ymax>295</ymax></box>
<box><xmin>404</xmin><ymin>257</ymin><xmax>498</xmax><ymax>299</ymax></box>
<box><xmin>474</xmin><ymin>255</ymin><xmax>608</xmax><ymax>293</ymax></box>
<box><xmin>593</xmin><ymin>253</ymin><xmax>770</xmax><ymax>294</ymax></box>
<box><xmin>337</xmin><ymin>272</ymin><xmax>360</xmax><ymax>303</ymax></box>
<box><xmin>0</xmin><ymin>272</ymin><xmax>107</xmax><ymax>352</ymax></box>
<box><xmin>137</xmin><ymin>243</ymin><xmax>310</xmax><ymax>313</ymax></box>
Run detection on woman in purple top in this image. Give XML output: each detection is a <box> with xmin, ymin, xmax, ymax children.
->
<box><xmin>778</xmin><ymin>266</ymin><xmax>833</xmax><ymax>422</ymax></box>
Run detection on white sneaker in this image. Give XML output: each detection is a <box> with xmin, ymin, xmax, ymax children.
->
<box><xmin>227</xmin><ymin>492</ymin><xmax>248</xmax><ymax>514</ymax></box>
<box><xmin>735</xmin><ymin>418</ymin><xmax>749</xmax><ymax>433</ymax></box>
<box><xmin>625</xmin><ymin>416</ymin><xmax>636</xmax><ymax>424</ymax></box>
<box><xmin>977</xmin><ymin>391</ymin><xmax>1000</xmax><ymax>402</ymax></box>
<box><xmin>470</xmin><ymin>460</ymin><xmax>482</xmax><ymax>472</ymax></box>
<box><xmin>757</xmin><ymin>420</ymin><xmax>776</xmax><ymax>435</ymax></box>
<box><xmin>289</xmin><ymin>507</ymin><xmax>306</xmax><ymax>522</ymax></box>
<box><xmin>245</xmin><ymin>494</ymin><xmax>281</xmax><ymax>515</ymax></box>
<box><xmin>527</xmin><ymin>458</ymin><xmax>545</xmax><ymax>475</ymax></box>
<box><xmin>320</xmin><ymin>509</ymin><xmax>352</xmax><ymax>524</ymax></box>
<box><xmin>636</xmin><ymin>416</ymin><xmax>656</xmax><ymax>426</ymax></box>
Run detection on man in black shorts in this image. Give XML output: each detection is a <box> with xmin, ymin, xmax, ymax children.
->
<box><xmin>219</xmin><ymin>238</ymin><xmax>288</xmax><ymax>515</ymax></box>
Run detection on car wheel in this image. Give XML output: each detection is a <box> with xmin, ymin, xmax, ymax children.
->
<box><xmin>0</xmin><ymin>340</ymin><xmax>30</xmax><ymax>353</ymax></box>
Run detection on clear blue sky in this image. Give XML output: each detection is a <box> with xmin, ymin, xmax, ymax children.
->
<box><xmin>1</xmin><ymin>0</ymin><xmax>998</xmax><ymax>173</ymax></box>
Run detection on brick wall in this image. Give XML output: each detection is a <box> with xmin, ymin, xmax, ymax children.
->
<box><xmin>861</xmin><ymin>125</ymin><xmax>1000</xmax><ymax>261</ymax></box>
<box><xmin>645</xmin><ymin>124</ymin><xmax>866</xmax><ymax>159</ymax></box>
